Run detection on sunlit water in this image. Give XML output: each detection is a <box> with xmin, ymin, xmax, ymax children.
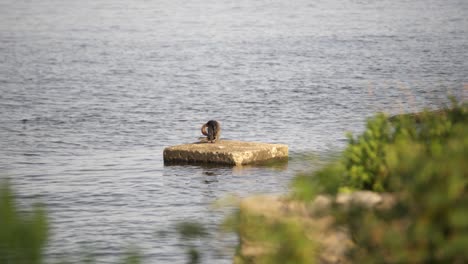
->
<box><xmin>0</xmin><ymin>0</ymin><xmax>467</xmax><ymax>263</ymax></box>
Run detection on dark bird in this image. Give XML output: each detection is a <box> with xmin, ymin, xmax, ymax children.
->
<box><xmin>201</xmin><ymin>120</ymin><xmax>221</xmax><ymax>143</ymax></box>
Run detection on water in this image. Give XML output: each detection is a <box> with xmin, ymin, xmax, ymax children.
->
<box><xmin>0</xmin><ymin>0</ymin><xmax>467</xmax><ymax>262</ymax></box>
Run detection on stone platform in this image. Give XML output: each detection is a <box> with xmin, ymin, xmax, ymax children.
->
<box><xmin>163</xmin><ymin>140</ymin><xmax>288</xmax><ymax>166</ymax></box>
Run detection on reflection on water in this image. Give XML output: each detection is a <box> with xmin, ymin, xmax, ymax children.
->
<box><xmin>0</xmin><ymin>0</ymin><xmax>467</xmax><ymax>262</ymax></box>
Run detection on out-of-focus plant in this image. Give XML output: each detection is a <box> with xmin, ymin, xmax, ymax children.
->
<box><xmin>118</xmin><ymin>249</ymin><xmax>141</xmax><ymax>264</ymax></box>
<box><xmin>0</xmin><ymin>182</ymin><xmax>141</xmax><ymax>264</ymax></box>
<box><xmin>225</xmin><ymin>209</ymin><xmax>317</xmax><ymax>264</ymax></box>
<box><xmin>344</xmin><ymin>99</ymin><xmax>467</xmax><ymax>192</ymax></box>
<box><xmin>175</xmin><ymin>221</ymin><xmax>209</xmax><ymax>264</ymax></box>
<box><xmin>291</xmin><ymin>161</ymin><xmax>345</xmax><ymax>200</ymax></box>
<box><xmin>233</xmin><ymin>97</ymin><xmax>468</xmax><ymax>264</ymax></box>
<box><xmin>292</xmin><ymin>99</ymin><xmax>467</xmax><ymax>198</ymax></box>
<box><xmin>264</xmin><ymin>97</ymin><xmax>468</xmax><ymax>263</ymax></box>
<box><xmin>336</xmin><ymin>126</ymin><xmax>468</xmax><ymax>263</ymax></box>
<box><xmin>0</xmin><ymin>182</ymin><xmax>48</xmax><ymax>264</ymax></box>
<box><xmin>343</xmin><ymin>113</ymin><xmax>393</xmax><ymax>191</ymax></box>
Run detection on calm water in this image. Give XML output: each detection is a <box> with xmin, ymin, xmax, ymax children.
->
<box><xmin>1</xmin><ymin>0</ymin><xmax>467</xmax><ymax>263</ymax></box>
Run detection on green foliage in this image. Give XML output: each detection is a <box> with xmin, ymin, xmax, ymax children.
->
<box><xmin>232</xmin><ymin>211</ymin><xmax>317</xmax><ymax>264</ymax></box>
<box><xmin>174</xmin><ymin>221</ymin><xmax>209</xmax><ymax>264</ymax></box>
<box><xmin>344</xmin><ymin>100</ymin><xmax>467</xmax><ymax>192</ymax></box>
<box><xmin>291</xmin><ymin>161</ymin><xmax>345</xmax><ymax>200</ymax></box>
<box><xmin>119</xmin><ymin>250</ymin><xmax>141</xmax><ymax>264</ymax></box>
<box><xmin>186</xmin><ymin>247</ymin><xmax>200</xmax><ymax>264</ymax></box>
<box><xmin>175</xmin><ymin>221</ymin><xmax>208</xmax><ymax>239</ymax></box>
<box><xmin>292</xmin><ymin>100</ymin><xmax>468</xmax><ymax>197</ymax></box>
<box><xmin>290</xmin><ymin>98</ymin><xmax>468</xmax><ymax>263</ymax></box>
<box><xmin>0</xmin><ymin>183</ymin><xmax>48</xmax><ymax>264</ymax></box>
<box><xmin>344</xmin><ymin>113</ymin><xmax>393</xmax><ymax>191</ymax></box>
<box><xmin>0</xmin><ymin>182</ymin><xmax>141</xmax><ymax>264</ymax></box>
<box><xmin>337</xmin><ymin>126</ymin><xmax>468</xmax><ymax>263</ymax></box>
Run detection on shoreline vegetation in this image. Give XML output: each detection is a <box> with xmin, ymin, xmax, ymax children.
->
<box><xmin>229</xmin><ymin>98</ymin><xmax>468</xmax><ymax>264</ymax></box>
<box><xmin>1</xmin><ymin>99</ymin><xmax>466</xmax><ymax>263</ymax></box>
<box><xmin>0</xmin><ymin>182</ymin><xmax>141</xmax><ymax>264</ymax></box>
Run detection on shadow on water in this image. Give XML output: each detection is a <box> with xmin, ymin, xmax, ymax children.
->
<box><xmin>163</xmin><ymin>158</ymin><xmax>289</xmax><ymax>171</ymax></box>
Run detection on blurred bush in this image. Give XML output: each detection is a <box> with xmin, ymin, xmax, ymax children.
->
<box><xmin>174</xmin><ymin>221</ymin><xmax>209</xmax><ymax>264</ymax></box>
<box><xmin>225</xmin><ymin>203</ymin><xmax>317</xmax><ymax>264</ymax></box>
<box><xmin>0</xmin><ymin>182</ymin><xmax>141</xmax><ymax>264</ymax></box>
<box><xmin>288</xmin><ymin>99</ymin><xmax>468</xmax><ymax>263</ymax></box>
<box><xmin>0</xmin><ymin>183</ymin><xmax>48</xmax><ymax>264</ymax></box>
<box><xmin>336</xmin><ymin>126</ymin><xmax>468</xmax><ymax>263</ymax></box>
<box><xmin>343</xmin><ymin>99</ymin><xmax>467</xmax><ymax>192</ymax></box>
<box><xmin>292</xmin><ymin>99</ymin><xmax>467</xmax><ymax>197</ymax></box>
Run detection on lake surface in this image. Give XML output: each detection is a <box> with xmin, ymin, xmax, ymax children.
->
<box><xmin>0</xmin><ymin>0</ymin><xmax>467</xmax><ymax>263</ymax></box>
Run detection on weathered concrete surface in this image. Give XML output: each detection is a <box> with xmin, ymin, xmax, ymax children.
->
<box><xmin>163</xmin><ymin>140</ymin><xmax>288</xmax><ymax>166</ymax></box>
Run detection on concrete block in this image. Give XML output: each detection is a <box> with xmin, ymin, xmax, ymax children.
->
<box><xmin>163</xmin><ymin>140</ymin><xmax>288</xmax><ymax>166</ymax></box>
